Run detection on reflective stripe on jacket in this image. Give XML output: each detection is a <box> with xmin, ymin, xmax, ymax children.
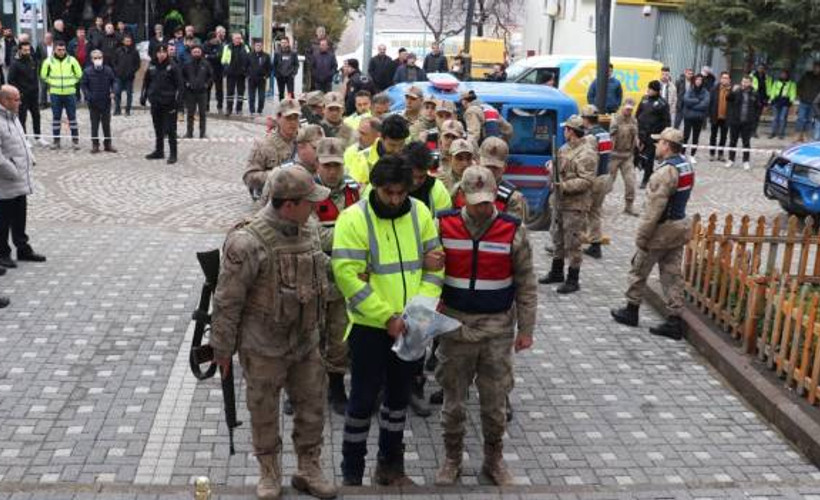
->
<box><xmin>439</xmin><ymin>210</ymin><xmax>518</xmax><ymax>314</ymax></box>
<box><xmin>40</xmin><ymin>55</ymin><xmax>82</xmax><ymax>95</ymax></box>
<box><xmin>331</xmin><ymin>197</ymin><xmax>443</xmax><ymax>333</ymax></box>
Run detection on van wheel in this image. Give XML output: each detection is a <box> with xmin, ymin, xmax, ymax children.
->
<box><xmin>527</xmin><ymin>204</ymin><xmax>551</xmax><ymax>231</ymax></box>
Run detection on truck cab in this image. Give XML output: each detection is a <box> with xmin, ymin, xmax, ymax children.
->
<box><xmin>385</xmin><ymin>80</ymin><xmax>579</xmax><ymax>229</ymax></box>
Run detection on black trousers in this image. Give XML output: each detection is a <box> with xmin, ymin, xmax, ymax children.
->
<box><xmin>18</xmin><ymin>93</ymin><xmax>41</xmax><ymax>137</ymax></box>
<box><xmin>185</xmin><ymin>91</ymin><xmax>208</xmax><ymax>137</ymax></box>
<box><xmin>709</xmin><ymin>118</ymin><xmax>729</xmax><ymax>158</ymax></box>
<box><xmin>276</xmin><ymin>76</ymin><xmax>294</xmax><ymax>101</ymax></box>
<box><xmin>683</xmin><ymin>118</ymin><xmax>704</xmax><ymax>156</ymax></box>
<box><xmin>728</xmin><ymin>122</ymin><xmax>754</xmax><ymax>162</ymax></box>
<box><xmin>0</xmin><ymin>195</ymin><xmax>32</xmax><ymax>258</ymax></box>
<box><xmin>89</xmin><ymin>105</ymin><xmax>112</xmax><ymax>148</ymax></box>
<box><xmin>640</xmin><ymin>136</ymin><xmax>657</xmax><ymax>185</ymax></box>
<box><xmin>150</xmin><ymin>104</ymin><xmax>177</xmax><ymax>157</ymax></box>
<box><xmin>313</xmin><ymin>79</ymin><xmax>332</xmax><ymax>92</ymax></box>
<box><xmin>225</xmin><ymin>75</ymin><xmax>246</xmax><ymax>113</ymax></box>
<box><xmin>211</xmin><ymin>67</ymin><xmax>224</xmax><ymax>111</ymax></box>
<box><xmin>247</xmin><ymin>78</ymin><xmax>266</xmax><ymax>114</ymax></box>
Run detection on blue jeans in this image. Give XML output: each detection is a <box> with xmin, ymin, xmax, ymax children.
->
<box><xmin>50</xmin><ymin>94</ymin><xmax>78</xmax><ymax>142</ymax></box>
<box><xmin>770</xmin><ymin>103</ymin><xmax>790</xmax><ymax>138</ymax></box>
<box><xmin>795</xmin><ymin>101</ymin><xmax>814</xmax><ymax>133</ymax></box>
<box><xmin>114</xmin><ymin>77</ymin><xmax>134</xmax><ymax>114</ymax></box>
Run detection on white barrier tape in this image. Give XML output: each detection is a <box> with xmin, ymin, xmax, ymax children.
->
<box><xmin>22</xmin><ymin>133</ymin><xmax>262</xmax><ymax>143</ymax></box>
<box><xmin>679</xmin><ymin>142</ymin><xmax>782</xmax><ymax>156</ymax></box>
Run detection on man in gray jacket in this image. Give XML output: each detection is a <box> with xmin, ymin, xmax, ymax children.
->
<box><xmin>0</xmin><ymin>85</ymin><xmax>46</xmax><ymax>276</ymax></box>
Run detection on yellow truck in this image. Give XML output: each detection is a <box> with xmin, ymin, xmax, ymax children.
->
<box><xmin>505</xmin><ymin>55</ymin><xmax>663</xmax><ymax>111</ymax></box>
<box><xmin>443</xmin><ymin>37</ymin><xmax>507</xmax><ymax>80</ymax></box>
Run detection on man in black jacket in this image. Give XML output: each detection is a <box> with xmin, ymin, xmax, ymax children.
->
<box><xmin>182</xmin><ymin>45</ymin><xmax>212</xmax><ymax>138</ymax></box>
<box><xmin>205</xmin><ymin>26</ymin><xmax>227</xmax><ymax>112</ymax></box>
<box><xmin>141</xmin><ymin>45</ymin><xmax>183</xmax><ymax>164</ymax></box>
<box><xmin>343</xmin><ymin>58</ymin><xmax>376</xmax><ymax>115</ymax></box>
<box><xmin>273</xmin><ymin>36</ymin><xmax>299</xmax><ymax>100</ymax></box>
<box><xmin>310</xmin><ymin>39</ymin><xmax>337</xmax><ymax>92</ymax></box>
<box><xmin>422</xmin><ymin>42</ymin><xmax>448</xmax><ymax>74</ymax></box>
<box><xmin>98</xmin><ymin>23</ymin><xmax>120</xmax><ymax>68</ymax></box>
<box><xmin>81</xmin><ymin>49</ymin><xmax>117</xmax><ymax>153</ymax></box>
<box><xmin>368</xmin><ymin>44</ymin><xmax>395</xmax><ymax>92</ymax></box>
<box><xmin>726</xmin><ymin>76</ymin><xmax>759</xmax><ymax>170</ymax></box>
<box><xmin>247</xmin><ymin>41</ymin><xmax>271</xmax><ymax>115</ymax></box>
<box><xmin>635</xmin><ymin>80</ymin><xmax>671</xmax><ymax>188</ymax></box>
<box><xmin>7</xmin><ymin>42</ymin><xmax>45</xmax><ymax>145</ymax></box>
<box><xmin>113</xmin><ymin>35</ymin><xmax>140</xmax><ymax>116</ymax></box>
<box><xmin>222</xmin><ymin>32</ymin><xmax>250</xmax><ymax>115</ymax></box>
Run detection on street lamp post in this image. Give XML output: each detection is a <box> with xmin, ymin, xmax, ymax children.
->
<box><xmin>595</xmin><ymin>0</ymin><xmax>611</xmax><ymax>113</ymax></box>
<box><xmin>362</xmin><ymin>0</ymin><xmax>376</xmax><ymax>74</ymax></box>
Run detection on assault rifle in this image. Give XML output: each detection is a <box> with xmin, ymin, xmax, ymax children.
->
<box><xmin>190</xmin><ymin>249</ymin><xmax>242</xmax><ymax>455</ymax></box>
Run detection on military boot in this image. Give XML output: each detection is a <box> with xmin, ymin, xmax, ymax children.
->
<box><xmin>291</xmin><ymin>449</ymin><xmax>338</xmax><ymax>499</ymax></box>
<box><xmin>373</xmin><ymin>451</ymin><xmax>416</xmax><ymax>486</ymax></box>
<box><xmin>611</xmin><ymin>302</ymin><xmax>639</xmax><ymax>327</ymax></box>
<box><xmin>584</xmin><ymin>242</ymin><xmax>602</xmax><ymax>259</ymax></box>
<box><xmin>538</xmin><ymin>258</ymin><xmax>565</xmax><ymax>284</ymax></box>
<box><xmin>556</xmin><ymin>267</ymin><xmax>580</xmax><ymax>294</ymax></box>
<box><xmin>327</xmin><ymin>373</ymin><xmax>348</xmax><ymax>417</ymax></box>
<box><xmin>649</xmin><ymin>315</ymin><xmax>684</xmax><ymax>341</ymax></box>
<box><xmin>256</xmin><ymin>454</ymin><xmax>282</xmax><ymax>500</ymax></box>
<box><xmin>434</xmin><ymin>446</ymin><xmax>462</xmax><ymax>485</ymax></box>
<box><xmin>409</xmin><ymin>376</ymin><xmax>431</xmax><ymax>417</ymax></box>
<box><xmin>481</xmin><ymin>442</ymin><xmax>514</xmax><ymax>486</ymax></box>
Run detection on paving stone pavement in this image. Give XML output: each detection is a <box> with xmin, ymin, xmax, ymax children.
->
<box><xmin>1</xmin><ymin>110</ymin><xmax>819</xmax><ymax>498</ymax></box>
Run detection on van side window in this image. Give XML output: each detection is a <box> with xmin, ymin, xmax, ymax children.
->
<box><xmin>508</xmin><ymin>108</ymin><xmax>557</xmax><ymax>155</ymax></box>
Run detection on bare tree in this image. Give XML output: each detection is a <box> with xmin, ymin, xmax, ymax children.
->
<box><xmin>415</xmin><ymin>0</ymin><xmax>467</xmax><ymax>43</ymax></box>
<box><xmin>473</xmin><ymin>0</ymin><xmax>523</xmax><ymax>39</ymax></box>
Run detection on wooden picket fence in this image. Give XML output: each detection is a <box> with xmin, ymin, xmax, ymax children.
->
<box><xmin>684</xmin><ymin>213</ymin><xmax>820</xmax><ymax>405</ymax></box>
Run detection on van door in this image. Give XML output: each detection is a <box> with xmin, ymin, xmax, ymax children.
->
<box><xmin>502</xmin><ymin>105</ymin><xmax>560</xmax><ymax>220</ymax></box>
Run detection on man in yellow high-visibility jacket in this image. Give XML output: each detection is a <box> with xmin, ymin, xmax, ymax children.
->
<box><xmin>40</xmin><ymin>41</ymin><xmax>82</xmax><ymax>149</ymax></box>
<box><xmin>332</xmin><ymin>153</ymin><xmax>443</xmax><ymax>487</ymax></box>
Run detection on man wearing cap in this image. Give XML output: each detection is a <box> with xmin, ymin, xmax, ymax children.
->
<box><xmin>410</xmin><ymin>95</ymin><xmax>438</xmax><ymax>141</ymax></box>
<box><xmin>401</xmin><ymin>86</ymin><xmax>424</xmax><ymax>125</ymax></box>
<box><xmin>539</xmin><ymin>115</ymin><xmax>597</xmax><ymax>294</ymax></box>
<box><xmin>431</xmin><ymin>119</ymin><xmax>465</xmax><ymax>189</ymax></box>
<box><xmin>609</xmin><ymin>98</ymin><xmax>639</xmax><ymax>215</ymax></box>
<box><xmin>346</xmin><ymin>114</ymin><xmax>409</xmax><ymax>186</ymax></box>
<box><xmin>244</xmin><ymin>97</ymin><xmax>300</xmax><ymax>201</ymax></box>
<box><xmin>301</xmin><ymin>90</ymin><xmax>325</xmax><ymax>126</ymax></box>
<box><xmin>320</xmin><ymin>91</ymin><xmax>354</xmax><ymax>147</ymax></box>
<box><xmin>260</xmin><ymin>125</ymin><xmax>324</xmax><ymax>208</ymax></box>
<box><xmin>435</xmin><ymin>165</ymin><xmax>536</xmax><ymax>486</ymax></box>
<box><xmin>313</xmin><ymin>137</ymin><xmax>361</xmax><ymax>416</ymax></box>
<box><xmin>611</xmin><ymin>127</ymin><xmax>693</xmax><ymax>340</ymax></box>
<box><xmin>459</xmin><ymin>90</ymin><xmax>485</xmax><ymax>145</ymax></box>
<box><xmin>438</xmin><ymin>138</ymin><xmax>475</xmax><ymax>191</ymax></box>
<box><xmin>332</xmin><ymin>154</ymin><xmax>443</xmax><ymax>487</ymax></box>
<box><xmin>345</xmin><ymin>116</ymin><xmax>382</xmax><ymax>185</ymax></box>
<box><xmin>452</xmin><ymin>137</ymin><xmax>527</xmax><ymax>221</ymax></box>
<box><xmin>636</xmin><ymin>80</ymin><xmax>671</xmax><ymax>189</ymax></box>
<box><xmin>580</xmin><ymin>104</ymin><xmax>613</xmax><ymax>260</ymax></box>
<box><xmin>210</xmin><ymin>165</ymin><xmax>338</xmax><ymax>500</ymax></box>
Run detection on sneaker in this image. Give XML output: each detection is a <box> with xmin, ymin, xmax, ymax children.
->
<box><xmin>724</xmin><ymin>160</ymin><xmax>733</xmax><ymax>168</ymax></box>
<box><xmin>743</xmin><ymin>161</ymin><xmax>751</xmax><ymax>171</ymax></box>
<box><xmin>38</xmin><ymin>138</ymin><xmax>50</xmax><ymax>147</ymax></box>
<box><xmin>689</xmin><ymin>156</ymin><xmax>698</xmax><ymax>165</ymax></box>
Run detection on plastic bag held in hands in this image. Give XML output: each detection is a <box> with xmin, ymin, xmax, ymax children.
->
<box><xmin>392</xmin><ymin>296</ymin><xmax>461</xmax><ymax>362</ymax></box>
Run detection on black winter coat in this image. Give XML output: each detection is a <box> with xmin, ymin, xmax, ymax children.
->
<box><xmin>7</xmin><ymin>56</ymin><xmax>39</xmax><ymax>97</ymax></box>
<box><xmin>310</xmin><ymin>51</ymin><xmax>337</xmax><ymax>84</ymax></box>
<box><xmin>98</xmin><ymin>34</ymin><xmax>120</xmax><ymax>67</ymax></box>
<box><xmin>422</xmin><ymin>52</ymin><xmax>448</xmax><ymax>74</ymax></box>
<box><xmin>345</xmin><ymin>70</ymin><xmax>377</xmax><ymax>115</ymax></box>
<box><xmin>113</xmin><ymin>45</ymin><xmax>141</xmax><ymax>80</ymax></box>
<box><xmin>249</xmin><ymin>51</ymin><xmax>272</xmax><ymax>80</ymax></box>
<box><xmin>273</xmin><ymin>49</ymin><xmax>299</xmax><ymax>78</ymax></box>
<box><xmin>81</xmin><ymin>65</ymin><xmax>116</xmax><ymax>110</ymax></box>
<box><xmin>636</xmin><ymin>95</ymin><xmax>671</xmax><ymax>137</ymax></box>
<box><xmin>141</xmin><ymin>59</ymin><xmax>183</xmax><ymax>107</ymax></box>
<box><xmin>182</xmin><ymin>57</ymin><xmax>213</xmax><ymax>92</ymax></box>
<box><xmin>223</xmin><ymin>44</ymin><xmax>251</xmax><ymax>77</ymax></box>
<box><xmin>726</xmin><ymin>88</ymin><xmax>760</xmax><ymax>126</ymax></box>
<box><xmin>368</xmin><ymin>54</ymin><xmax>395</xmax><ymax>91</ymax></box>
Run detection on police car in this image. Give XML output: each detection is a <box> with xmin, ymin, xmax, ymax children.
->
<box><xmin>385</xmin><ymin>76</ymin><xmax>578</xmax><ymax>230</ymax></box>
<box><xmin>764</xmin><ymin>142</ymin><xmax>820</xmax><ymax>215</ymax></box>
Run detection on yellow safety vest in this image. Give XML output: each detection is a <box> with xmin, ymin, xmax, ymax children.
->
<box><xmin>344</xmin><ymin>138</ymin><xmax>382</xmax><ymax>185</ymax></box>
<box><xmin>40</xmin><ymin>55</ymin><xmax>83</xmax><ymax>96</ymax></box>
<box><xmin>332</xmin><ymin>197</ymin><xmax>443</xmax><ymax>334</ymax></box>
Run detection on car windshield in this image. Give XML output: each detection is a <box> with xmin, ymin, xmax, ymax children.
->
<box><xmin>505</xmin><ymin>60</ymin><xmax>531</xmax><ymax>81</ymax></box>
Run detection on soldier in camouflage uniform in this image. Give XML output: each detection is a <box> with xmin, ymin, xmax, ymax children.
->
<box><xmin>210</xmin><ymin>166</ymin><xmax>337</xmax><ymax>500</ymax></box>
<box><xmin>243</xmin><ymin>98</ymin><xmax>300</xmax><ymax>201</ymax></box>
<box><xmin>432</xmin><ymin>119</ymin><xmax>465</xmax><ymax>190</ymax></box>
<box><xmin>312</xmin><ymin>137</ymin><xmax>361</xmax><ymax>415</ymax></box>
<box><xmin>409</xmin><ymin>95</ymin><xmax>438</xmax><ymax>141</ymax></box>
<box><xmin>301</xmin><ymin>90</ymin><xmax>325</xmax><ymax>126</ymax></box>
<box><xmin>539</xmin><ymin>115</ymin><xmax>597</xmax><ymax>294</ymax></box>
<box><xmin>609</xmin><ymin>98</ymin><xmax>640</xmax><ymax>215</ymax></box>
<box><xmin>459</xmin><ymin>90</ymin><xmax>485</xmax><ymax>146</ymax></box>
<box><xmin>611</xmin><ymin>127</ymin><xmax>694</xmax><ymax>340</ymax></box>
<box><xmin>434</xmin><ymin>166</ymin><xmax>536</xmax><ymax>486</ymax></box>
<box><xmin>439</xmin><ymin>138</ymin><xmax>475</xmax><ymax>192</ymax></box>
<box><xmin>259</xmin><ymin>124</ymin><xmax>325</xmax><ymax>206</ymax></box>
<box><xmin>580</xmin><ymin>104</ymin><xmax>613</xmax><ymax>260</ymax></box>
<box><xmin>320</xmin><ymin>92</ymin><xmax>354</xmax><ymax>147</ymax></box>
<box><xmin>401</xmin><ymin>85</ymin><xmax>424</xmax><ymax>125</ymax></box>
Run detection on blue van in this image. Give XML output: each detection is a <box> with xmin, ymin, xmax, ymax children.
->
<box><xmin>385</xmin><ymin>81</ymin><xmax>579</xmax><ymax>229</ymax></box>
<box><xmin>764</xmin><ymin>142</ymin><xmax>820</xmax><ymax>215</ymax></box>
